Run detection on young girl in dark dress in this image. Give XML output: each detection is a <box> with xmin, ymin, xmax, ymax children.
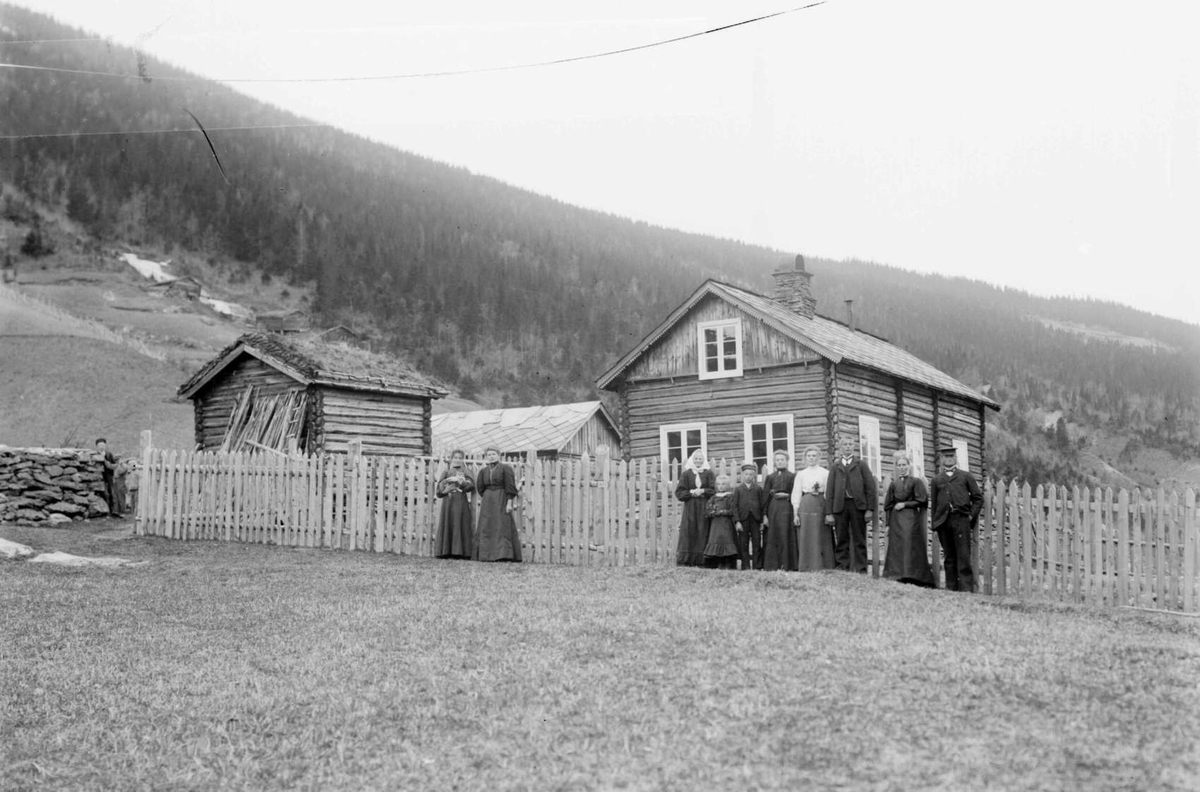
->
<box><xmin>675</xmin><ymin>449</ymin><xmax>715</xmax><ymax>566</ymax></box>
<box><xmin>434</xmin><ymin>449</ymin><xmax>475</xmax><ymax>559</ymax></box>
<box><xmin>762</xmin><ymin>450</ymin><xmax>798</xmax><ymax>571</ymax></box>
<box><xmin>704</xmin><ymin>474</ymin><xmax>740</xmax><ymax>569</ymax></box>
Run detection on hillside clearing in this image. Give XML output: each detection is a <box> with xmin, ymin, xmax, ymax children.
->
<box><xmin>0</xmin><ymin>336</ymin><xmax>193</xmax><ymax>451</ymax></box>
<box><xmin>2</xmin><ymin>522</ymin><xmax>1197</xmax><ymax>791</ymax></box>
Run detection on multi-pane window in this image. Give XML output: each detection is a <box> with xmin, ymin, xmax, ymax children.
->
<box><xmin>697</xmin><ymin>319</ymin><xmax>743</xmax><ymax>380</ymax></box>
<box><xmin>904</xmin><ymin>426</ymin><xmax>925</xmax><ymax>480</ymax></box>
<box><xmin>858</xmin><ymin>415</ymin><xmax>881</xmax><ymax>480</ymax></box>
<box><xmin>744</xmin><ymin>414</ymin><xmax>794</xmax><ymax>472</ymax></box>
<box><xmin>660</xmin><ymin>422</ymin><xmax>707</xmax><ymax>467</ymax></box>
<box><xmin>952</xmin><ymin>439</ymin><xmax>970</xmax><ymax>472</ymax></box>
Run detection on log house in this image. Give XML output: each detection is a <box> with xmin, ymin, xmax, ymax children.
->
<box><xmin>597</xmin><ymin>257</ymin><xmax>1000</xmax><ymax>481</ymax></box>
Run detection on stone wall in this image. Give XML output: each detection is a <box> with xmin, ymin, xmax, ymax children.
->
<box><xmin>0</xmin><ymin>446</ymin><xmax>112</xmax><ymax>524</ymax></box>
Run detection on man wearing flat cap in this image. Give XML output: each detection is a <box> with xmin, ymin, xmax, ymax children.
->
<box><xmin>729</xmin><ymin>462</ymin><xmax>766</xmax><ymax>570</ymax></box>
<box><xmin>930</xmin><ymin>444</ymin><xmax>983</xmax><ymax>592</ymax></box>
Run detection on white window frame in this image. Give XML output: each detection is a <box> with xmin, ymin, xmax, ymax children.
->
<box><xmin>744</xmin><ymin>413</ymin><xmax>795</xmax><ymax>472</ymax></box>
<box><xmin>659</xmin><ymin>422</ymin><xmax>707</xmax><ymax>467</ymax></box>
<box><xmin>858</xmin><ymin>415</ymin><xmax>882</xmax><ymax>481</ymax></box>
<box><xmin>952</xmin><ymin>438</ymin><xmax>970</xmax><ymax>472</ymax></box>
<box><xmin>696</xmin><ymin>318</ymin><xmax>743</xmax><ymax>380</ymax></box>
<box><xmin>904</xmin><ymin>426</ymin><xmax>925</xmax><ymax>480</ymax></box>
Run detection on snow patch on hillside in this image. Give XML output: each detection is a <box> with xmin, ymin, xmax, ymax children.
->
<box><xmin>121</xmin><ymin>253</ymin><xmax>173</xmax><ymax>283</ymax></box>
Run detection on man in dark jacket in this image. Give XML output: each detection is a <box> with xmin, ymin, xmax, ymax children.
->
<box><xmin>95</xmin><ymin>438</ymin><xmax>119</xmax><ymax>517</ymax></box>
<box><xmin>930</xmin><ymin>444</ymin><xmax>983</xmax><ymax>592</ymax></box>
<box><xmin>729</xmin><ymin>462</ymin><xmax>766</xmax><ymax>570</ymax></box>
<box><xmin>824</xmin><ymin>435</ymin><xmax>876</xmax><ymax>573</ymax></box>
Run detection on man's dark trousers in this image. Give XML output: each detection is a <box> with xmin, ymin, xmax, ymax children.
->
<box><xmin>834</xmin><ymin>504</ymin><xmax>868</xmax><ymax>573</ymax></box>
<box><xmin>936</xmin><ymin>513</ymin><xmax>975</xmax><ymax>591</ymax></box>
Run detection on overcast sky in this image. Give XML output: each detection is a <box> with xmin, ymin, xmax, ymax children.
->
<box><xmin>9</xmin><ymin>0</ymin><xmax>1199</xmax><ymax>325</ymax></box>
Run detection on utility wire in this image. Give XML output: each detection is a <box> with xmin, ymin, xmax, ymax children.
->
<box><xmin>0</xmin><ymin>2</ymin><xmax>827</xmax><ymax>84</ymax></box>
<box><xmin>0</xmin><ymin>122</ymin><xmax>329</xmax><ymax>141</ymax></box>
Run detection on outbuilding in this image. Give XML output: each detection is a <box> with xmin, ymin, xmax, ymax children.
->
<box><xmin>430</xmin><ymin>401</ymin><xmax>620</xmax><ymax>461</ymax></box>
<box><xmin>178</xmin><ymin>332</ymin><xmax>447</xmax><ymax>455</ymax></box>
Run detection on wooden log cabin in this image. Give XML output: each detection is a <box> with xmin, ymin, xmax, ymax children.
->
<box><xmin>430</xmin><ymin>401</ymin><xmax>621</xmax><ymax>461</ymax></box>
<box><xmin>596</xmin><ymin>257</ymin><xmax>1000</xmax><ymax>481</ymax></box>
<box><xmin>178</xmin><ymin>332</ymin><xmax>447</xmax><ymax>455</ymax></box>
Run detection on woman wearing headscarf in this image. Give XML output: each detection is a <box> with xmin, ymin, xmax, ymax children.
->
<box><xmin>674</xmin><ymin>448</ymin><xmax>715</xmax><ymax>566</ymax></box>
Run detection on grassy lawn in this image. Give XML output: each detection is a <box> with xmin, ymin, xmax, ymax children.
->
<box><xmin>2</xmin><ymin>522</ymin><xmax>1198</xmax><ymax>791</ymax></box>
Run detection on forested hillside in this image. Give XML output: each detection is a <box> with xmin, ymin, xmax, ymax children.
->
<box><xmin>2</xmin><ymin>5</ymin><xmax>1197</xmax><ymax>489</ymax></box>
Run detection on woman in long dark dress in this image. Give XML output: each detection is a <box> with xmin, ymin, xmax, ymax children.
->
<box><xmin>473</xmin><ymin>447</ymin><xmax>522</xmax><ymax>562</ymax></box>
<box><xmin>703</xmin><ymin>474</ymin><xmax>740</xmax><ymax>569</ymax></box>
<box><xmin>791</xmin><ymin>444</ymin><xmax>834</xmax><ymax>571</ymax></box>
<box><xmin>882</xmin><ymin>450</ymin><xmax>935</xmax><ymax>587</ymax></box>
<box><xmin>675</xmin><ymin>449</ymin><xmax>715</xmax><ymax>566</ymax></box>
<box><xmin>434</xmin><ymin>449</ymin><xmax>475</xmax><ymax>559</ymax></box>
<box><xmin>762</xmin><ymin>450</ymin><xmax>798</xmax><ymax>571</ymax></box>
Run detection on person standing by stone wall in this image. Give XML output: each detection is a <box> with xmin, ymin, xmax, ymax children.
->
<box><xmin>94</xmin><ymin>438</ymin><xmax>118</xmax><ymax>516</ymax></box>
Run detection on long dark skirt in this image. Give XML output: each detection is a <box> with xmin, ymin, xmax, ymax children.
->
<box><xmin>675</xmin><ymin>498</ymin><xmax>710</xmax><ymax>566</ymax></box>
<box><xmin>883</xmin><ymin>508</ymin><xmax>935</xmax><ymax>587</ymax></box>
<box><xmin>435</xmin><ymin>492</ymin><xmax>473</xmax><ymax>559</ymax></box>
<box><xmin>762</xmin><ymin>495</ymin><xmax>798</xmax><ymax>571</ymax></box>
<box><xmin>704</xmin><ymin>514</ymin><xmax>739</xmax><ymax>568</ymax></box>
<box><xmin>796</xmin><ymin>492</ymin><xmax>834</xmax><ymax>571</ymax></box>
<box><xmin>473</xmin><ymin>488</ymin><xmax>521</xmax><ymax>562</ymax></box>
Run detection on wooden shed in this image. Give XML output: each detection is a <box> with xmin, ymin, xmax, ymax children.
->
<box><xmin>147</xmin><ymin>275</ymin><xmax>202</xmax><ymax>300</ymax></box>
<box><xmin>430</xmin><ymin>401</ymin><xmax>620</xmax><ymax>461</ymax></box>
<box><xmin>597</xmin><ymin>257</ymin><xmax>1000</xmax><ymax>481</ymax></box>
<box><xmin>178</xmin><ymin>332</ymin><xmax>447</xmax><ymax>455</ymax></box>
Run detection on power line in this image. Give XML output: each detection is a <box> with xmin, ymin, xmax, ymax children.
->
<box><xmin>0</xmin><ymin>2</ymin><xmax>827</xmax><ymax>84</ymax></box>
<box><xmin>0</xmin><ymin>122</ymin><xmax>331</xmax><ymax>141</ymax></box>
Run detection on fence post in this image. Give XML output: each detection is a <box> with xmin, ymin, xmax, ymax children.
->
<box><xmin>1185</xmin><ymin>488</ymin><xmax>1196</xmax><ymax>613</ymax></box>
<box><xmin>347</xmin><ymin>439</ymin><xmax>362</xmax><ymax>551</ymax></box>
<box><xmin>136</xmin><ymin>430</ymin><xmax>152</xmax><ymax>536</ymax></box>
<box><xmin>522</xmin><ymin>448</ymin><xmax>536</xmax><ymax>562</ymax></box>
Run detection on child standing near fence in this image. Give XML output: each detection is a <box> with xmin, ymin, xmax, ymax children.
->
<box><xmin>730</xmin><ymin>462</ymin><xmax>765</xmax><ymax>570</ymax></box>
<box><xmin>124</xmin><ymin>459</ymin><xmax>140</xmax><ymax>515</ymax></box>
<box><xmin>704</xmin><ymin>474</ymin><xmax>740</xmax><ymax>569</ymax></box>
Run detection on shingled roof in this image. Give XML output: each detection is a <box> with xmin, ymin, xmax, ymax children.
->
<box><xmin>431</xmin><ymin>401</ymin><xmax>618</xmax><ymax>456</ymax></box>
<box><xmin>178</xmin><ymin>332</ymin><xmax>447</xmax><ymax>400</ymax></box>
<box><xmin>597</xmin><ymin>280</ymin><xmax>999</xmax><ymax>410</ymax></box>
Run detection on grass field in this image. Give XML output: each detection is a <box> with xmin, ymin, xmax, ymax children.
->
<box><xmin>2</xmin><ymin>522</ymin><xmax>1198</xmax><ymax>791</ymax></box>
<box><xmin>0</xmin><ymin>336</ymin><xmax>194</xmax><ymax>451</ymax></box>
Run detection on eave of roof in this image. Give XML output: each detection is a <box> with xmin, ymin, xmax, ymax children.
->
<box><xmin>177</xmin><ymin>333</ymin><xmax>447</xmax><ymax>400</ymax></box>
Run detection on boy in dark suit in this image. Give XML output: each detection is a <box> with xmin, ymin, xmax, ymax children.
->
<box><xmin>930</xmin><ymin>444</ymin><xmax>983</xmax><ymax>591</ymax></box>
<box><xmin>729</xmin><ymin>462</ymin><xmax>766</xmax><ymax>570</ymax></box>
<box><xmin>824</xmin><ymin>435</ymin><xmax>876</xmax><ymax>573</ymax></box>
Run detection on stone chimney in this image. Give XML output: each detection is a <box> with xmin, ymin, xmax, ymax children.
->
<box><xmin>844</xmin><ymin>299</ymin><xmax>855</xmax><ymax>332</ymax></box>
<box><xmin>772</xmin><ymin>254</ymin><xmax>817</xmax><ymax>318</ymax></box>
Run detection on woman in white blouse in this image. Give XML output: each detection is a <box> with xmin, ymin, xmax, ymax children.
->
<box><xmin>792</xmin><ymin>444</ymin><xmax>835</xmax><ymax>571</ymax></box>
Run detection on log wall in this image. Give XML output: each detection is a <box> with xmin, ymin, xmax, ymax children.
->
<box><xmin>317</xmin><ymin>387</ymin><xmax>430</xmax><ymax>456</ymax></box>
<box><xmin>193</xmin><ymin>357</ymin><xmax>301</xmax><ymax>451</ymax></box>
<box><xmin>625</xmin><ymin>295</ymin><xmax>821</xmax><ymax>381</ymax></box>
<box><xmin>623</xmin><ymin>363</ymin><xmax>827</xmax><ymax>463</ymax></box>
